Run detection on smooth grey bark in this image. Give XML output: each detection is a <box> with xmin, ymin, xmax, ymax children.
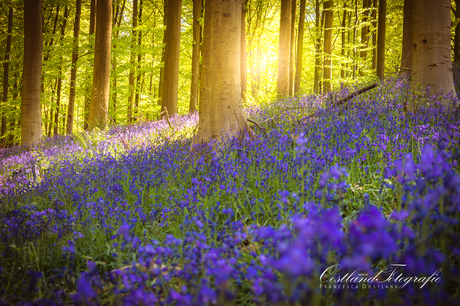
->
<box><xmin>161</xmin><ymin>0</ymin><xmax>182</xmax><ymax>116</ymax></box>
<box><xmin>21</xmin><ymin>0</ymin><xmax>43</xmax><ymax>145</ymax></box>
<box><xmin>193</xmin><ymin>0</ymin><xmax>253</xmax><ymax>144</ymax></box>
<box><xmin>88</xmin><ymin>0</ymin><xmax>112</xmax><ymax>130</ymax></box>
<box><xmin>190</xmin><ymin>0</ymin><xmax>202</xmax><ymax>112</ymax></box>
<box><xmin>400</xmin><ymin>0</ymin><xmax>412</xmax><ymax>71</ymax></box>
<box><xmin>277</xmin><ymin>0</ymin><xmax>292</xmax><ymax>96</ymax></box>
<box><xmin>323</xmin><ymin>0</ymin><xmax>334</xmax><ymax>93</ymax></box>
<box><xmin>412</xmin><ymin>0</ymin><xmax>457</xmax><ymax>102</ymax></box>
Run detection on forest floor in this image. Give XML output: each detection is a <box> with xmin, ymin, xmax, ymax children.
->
<box><xmin>0</xmin><ymin>76</ymin><xmax>460</xmax><ymax>305</ymax></box>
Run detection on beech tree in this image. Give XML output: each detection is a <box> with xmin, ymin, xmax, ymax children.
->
<box><xmin>288</xmin><ymin>0</ymin><xmax>296</xmax><ymax>95</ymax></box>
<box><xmin>313</xmin><ymin>0</ymin><xmax>323</xmax><ymax>93</ymax></box>
<box><xmin>400</xmin><ymin>0</ymin><xmax>412</xmax><ymax>72</ymax></box>
<box><xmin>84</xmin><ymin>0</ymin><xmax>97</xmax><ymax>131</ymax></box>
<box><xmin>88</xmin><ymin>0</ymin><xmax>112</xmax><ymax>130</ymax></box>
<box><xmin>412</xmin><ymin>0</ymin><xmax>457</xmax><ymax>102</ymax></box>
<box><xmin>66</xmin><ymin>0</ymin><xmax>82</xmax><ymax>134</ymax></box>
<box><xmin>193</xmin><ymin>0</ymin><xmax>253</xmax><ymax>144</ymax></box>
<box><xmin>2</xmin><ymin>0</ymin><xmax>459</xmax><ymax>144</ymax></box>
<box><xmin>277</xmin><ymin>0</ymin><xmax>292</xmax><ymax>96</ymax></box>
<box><xmin>54</xmin><ymin>7</ymin><xmax>69</xmax><ymax>136</ymax></box>
<box><xmin>21</xmin><ymin>0</ymin><xmax>43</xmax><ymax>145</ymax></box>
<box><xmin>360</xmin><ymin>0</ymin><xmax>370</xmax><ymax>61</ymax></box>
<box><xmin>323</xmin><ymin>0</ymin><xmax>333</xmax><ymax>93</ymax></box>
<box><xmin>190</xmin><ymin>0</ymin><xmax>202</xmax><ymax>112</ymax></box>
<box><xmin>161</xmin><ymin>0</ymin><xmax>182</xmax><ymax>116</ymax></box>
<box><xmin>128</xmin><ymin>0</ymin><xmax>138</xmax><ymax>123</ymax></box>
<box><xmin>294</xmin><ymin>0</ymin><xmax>306</xmax><ymax>94</ymax></box>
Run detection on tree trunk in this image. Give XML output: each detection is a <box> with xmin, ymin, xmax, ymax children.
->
<box><xmin>360</xmin><ymin>0</ymin><xmax>370</xmax><ymax>61</ymax></box>
<box><xmin>277</xmin><ymin>0</ymin><xmax>292</xmax><ymax>96</ymax></box>
<box><xmin>158</xmin><ymin>45</ymin><xmax>165</xmax><ymax>106</ymax></box>
<box><xmin>194</xmin><ymin>0</ymin><xmax>253</xmax><ymax>145</ymax></box>
<box><xmin>323</xmin><ymin>0</ymin><xmax>334</xmax><ymax>93</ymax></box>
<box><xmin>289</xmin><ymin>0</ymin><xmax>297</xmax><ymax>95</ymax></box>
<box><xmin>135</xmin><ymin>0</ymin><xmax>143</xmax><ymax>121</ymax></box>
<box><xmin>158</xmin><ymin>3</ymin><xmax>166</xmax><ymax>107</ymax></box>
<box><xmin>294</xmin><ymin>0</ymin><xmax>306</xmax><ymax>93</ymax></box>
<box><xmin>88</xmin><ymin>0</ymin><xmax>112</xmax><ymax>130</ymax></box>
<box><xmin>111</xmin><ymin>0</ymin><xmax>125</xmax><ymax>125</ymax></box>
<box><xmin>21</xmin><ymin>0</ymin><xmax>43</xmax><ymax>145</ymax></box>
<box><xmin>412</xmin><ymin>0</ymin><xmax>457</xmax><ymax>102</ymax></box>
<box><xmin>400</xmin><ymin>0</ymin><xmax>413</xmax><ymax>72</ymax></box>
<box><xmin>313</xmin><ymin>0</ymin><xmax>323</xmax><ymax>93</ymax></box>
<box><xmin>341</xmin><ymin>3</ymin><xmax>346</xmax><ymax>79</ymax></box>
<box><xmin>41</xmin><ymin>5</ymin><xmax>59</xmax><ymax>133</ymax></box>
<box><xmin>128</xmin><ymin>0</ymin><xmax>137</xmax><ymax>123</ymax></box>
<box><xmin>352</xmin><ymin>0</ymin><xmax>357</xmax><ymax>79</ymax></box>
<box><xmin>54</xmin><ymin>7</ymin><xmax>69</xmax><ymax>136</ymax></box>
<box><xmin>8</xmin><ymin>76</ymin><xmax>19</xmax><ymax>145</ymax></box>
<box><xmin>8</xmin><ymin>120</ymin><xmax>15</xmax><ymax>146</ymax></box>
<box><xmin>376</xmin><ymin>0</ymin><xmax>386</xmax><ymax>79</ymax></box>
<box><xmin>66</xmin><ymin>0</ymin><xmax>81</xmax><ymax>134</ymax></box>
<box><xmin>48</xmin><ymin>80</ymin><xmax>57</xmax><ymax>137</ymax></box>
<box><xmin>1</xmin><ymin>7</ymin><xmax>13</xmax><ymax>146</ymax></box>
<box><xmin>43</xmin><ymin>5</ymin><xmax>60</xmax><ymax>63</ymax></box>
<box><xmin>190</xmin><ymin>0</ymin><xmax>202</xmax><ymax>112</ymax></box>
<box><xmin>84</xmin><ymin>0</ymin><xmax>97</xmax><ymax>130</ymax></box>
<box><xmin>161</xmin><ymin>0</ymin><xmax>182</xmax><ymax>116</ymax></box>
<box><xmin>149</xmin><ymin>8</ymin><xmax>156</xmax><ymax>99</ymax></box>
<box><xmin>241</xmin><ymin>0</ymin><xmax>248</xmax><ymax>101</ymax></box>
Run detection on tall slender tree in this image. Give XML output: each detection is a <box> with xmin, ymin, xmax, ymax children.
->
<box><xmin>84</xmin><ymin>0</ymin><xmax>97</xmax><ymax>130</ymax></box>
<box><xmin>1</xmin><ymin>7</ymin><xmax>13</xmax><ymax>146</ymax></box>
<box><xmin>190</xmin><ymin>0</ymin><xmax>202</xmax><ymax>112</ymax></box>
<box><xmin>158</xmin><ymin>3</ymin><xmax>166</xmax><ymax>107</ymax></box>
<box><xmin>412</xmin><ymin>0</ymin><xmax>457</xmax><ymax>102</ymax></box>
<box><xmin>323</xmin><ymin>0</ymin><xmax>334</xmax><ymax>93</ymax></box>
<box><xmin>400</xmin><ymin>0</ymin><xmax>412</xmax><ymax>72</ymax></box>
<box><xmin>135</xmin><ymin>0</ymin><xmax>143</xmax><ymax>120</ymax></box>
<box><xmin>128</xmin><ymin>0</ymin><xmax>137</xmax><ymax>123</ymax></box>
<box><xmin>340</xmin><ymin>2</ymin><xmax>346</xmax><ymax>79</ymax></box>
<box><xmin>288</xmin><ymin>0</ymin><xmax>297</xmax><ymax>95</ymax></box>
<box><xmin>360</xmin><ymin>0</ymin><xmax>370</xmax><ymax>61</ymax></box>
<box><xmin>371</xmin><ymin>0</ymin><xmax>377</xmax><ymax>70</ymax></box>
<box><xmin>43</xmin><ymin>5</ymin><xmax>60</xmax><ymax>135</ymax></box>
<box><xmin>376</xmin><ymin>0</ymin><xmax>386</xmax><ymax>79</ymax></box>
<box><xmin>193</xmin><ymin>0</ymin><xmax>253</xmax><ymax>144</ymax></box>
<box><xmin>66</xmin><ymin>0</ymin><xmax>82</xmax><ymax>134</ymax></box>
<box><xmin>54</xmin><ymin>7</ymin><xmax>69</xmax><ymax>136</ymax></box>
<box><xmin>294</xmin><ymin>0</ymin><xmax>306</xmax><ymax>93</ymax></box>
<box><xmin>22</xmin><ymin>0</ymin><xmax>43</xmax><ymax>145</ymax></box>
<box><xmin>161</xmin><ymin>0</ymin><xmax>182</xmax><ymax>116</ymax></box>
<box><xmin>111</xmin><ymin>0</ymin><xmax>126</xmax><ymax>125</ymax></box>
<box><xmin>313</xmin><ymin>0</ymin><xmax>323</xmax><ymax>93</ymax></box>
<box><xmin>277</xmin><ymin>0</ymin><xmax>292</xmax><ymax>96</ymax></box>
<box><xmin>88</xmin><ymin>0</ymin><xmax>112</xmax><ymax>130</ymax></box>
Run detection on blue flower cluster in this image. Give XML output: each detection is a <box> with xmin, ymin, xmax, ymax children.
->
<box><xmin>0</xmin><ymin>77</ymin><xmax>459</xmax><ymax>305</ymax></box>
